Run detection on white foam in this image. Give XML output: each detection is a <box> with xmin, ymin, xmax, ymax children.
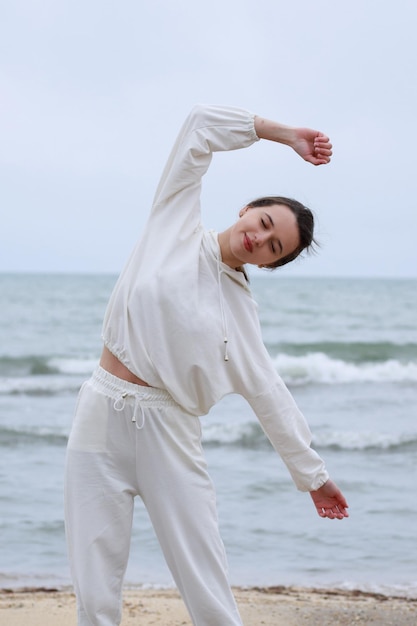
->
<box><xmin>273</xmin><ymin>352</ymin><xmax>417</xmax><ymax>385</ymax></box>
<box><xmin>202</xmin><ymin>421</ymin><xmax>260</xmax><ymax>446</ymax></box>
<box><xmin>48</xmin><ymin>357</ymin><xmax>98</xmax><ymax>375</ymax></box>
<box><xmin>312</xmin><ymin>429</ymin><xmax>416</xmax><ymax>450</ymax></box>
<box><xmin>0</xmin><ymin>374</ymin><xmax>83</xmax><ymax>395</ymax></box>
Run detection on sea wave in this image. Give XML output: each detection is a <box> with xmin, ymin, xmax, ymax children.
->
<box><xmin>312</xmin><ymin>430</ymin><xmax>417</xmax><ymax>451</ymax></box>
<box><xmin>273</xmin><ymin>352</ymin><xmax>417</xmax><ymax>385</ymax></box>
<box><xmin>0</xmin><ymin>355</ymin><xmax>98</xmax><ymax>378</ymax></box>
<box><xmin>265</xmin><ymin>340</ymin><xmax>417</xmax><ymax>363</ymax></box>
<box><xmin>0</xmin><ymin>352</ymin><xmax>416</xmax><ymax>397</ymax></box>
<box><xmin>0</xmin><ymin>425</ymin><xmax>68</xmax><ymax>447</ymax></box>
<box><xmin>0</xmin><ymin>375</ymin><xmax>85</xmax><ymax>396</ymax></box>
<box><xmin>3</xmin><ymin>419</ymin><xmax>415</xmax><ymax>452</ymax></box>
<box><xmin>201</xmin><ymin>422</ymin><xmax>417</xmax><ymax>452</ymax></box>
<box><xmin>0</xmin><ymin>356</ymin><xmax>97</xmax><ymax>396</ymax></box>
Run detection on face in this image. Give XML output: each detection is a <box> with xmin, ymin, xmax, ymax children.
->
<box><xmin>224</xmin><ymin>204</ymin><xmax>300</xmax><ymax>268</ymax></box>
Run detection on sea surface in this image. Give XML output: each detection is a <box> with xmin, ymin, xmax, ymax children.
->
<box><xmin>1</xmin><ymin>273</ymin><xmax>416</xmax><ymax>597</ymax></box>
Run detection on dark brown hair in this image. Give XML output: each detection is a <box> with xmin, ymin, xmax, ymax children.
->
<box><xmin>245</xmin><ymin>196</ymin><xmax>317</xmax><ymax>269</ymax></box>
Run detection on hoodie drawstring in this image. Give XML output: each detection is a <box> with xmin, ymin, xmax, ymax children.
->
<box><xmin>217</xmin><ymin>258</ymin><xmax>229</xmax><ymax>362</ymax></box>
<box><xmin>113</xmin><ymin>392</ymin><xmax>146</xmax><ymax>430</ymax></box>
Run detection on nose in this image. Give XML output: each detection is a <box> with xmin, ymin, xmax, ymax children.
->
<box><xmin>254</xmin><ymin>232</ymin><xmax>268</xmax><ymax>246</ymax></box>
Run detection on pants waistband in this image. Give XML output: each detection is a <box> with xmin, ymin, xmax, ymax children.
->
<box><xmin>91</xmin><ymin>366</ymin><xmax>177</xmax><ymax>408</ymax></box>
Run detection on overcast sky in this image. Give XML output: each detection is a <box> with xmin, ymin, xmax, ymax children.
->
<box><xmin>1</xmin><ymin>0</ymin><xmax>417</xmax><ymax>277</ymax></box>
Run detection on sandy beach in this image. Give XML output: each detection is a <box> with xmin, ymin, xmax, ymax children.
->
<box><xmin>1</xmin><ymin>586</ymin><xmax>416</xmax><ymax>625</ymax></box>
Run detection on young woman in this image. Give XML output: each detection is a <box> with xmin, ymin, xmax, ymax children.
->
<box><xmin>65</xmin><ymin>104</ymin><xmax>348</xmax><ymax>626</ymax></box>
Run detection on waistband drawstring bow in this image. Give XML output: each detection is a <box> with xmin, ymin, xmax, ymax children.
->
<box><xmin>113</xmin><ymin>392</ymin><xmax>146</xmax><ymax>430</ymax></box>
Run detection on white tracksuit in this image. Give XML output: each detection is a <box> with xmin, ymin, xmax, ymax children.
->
<box><xmin>65</xmin><ymin>104</ymin><xmax>329</xmax><ymax>625</ymax></box>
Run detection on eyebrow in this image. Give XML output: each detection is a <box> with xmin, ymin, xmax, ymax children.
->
<box><xmin>265</xmin><ymin>212</ymin><xmax>283</xmax><ymax>254</ymax></box>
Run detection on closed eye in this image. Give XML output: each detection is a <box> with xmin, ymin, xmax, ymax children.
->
<box><xmin>262</xmin><ymin>213</ymin><xmax>280</xmax><ymax>255</ymax></box>
<box><xmin>264</xmin><ymin>212</ymin><xmax>283</xmax><ymax>255</ymax></box>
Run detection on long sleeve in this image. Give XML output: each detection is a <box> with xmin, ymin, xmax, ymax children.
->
<box><xmin>149</xmin><ymin>105</ymin><xmax>259</xmax><ymax>228</ymax></box>
<box><xmin>247</xmin><ymin>380</ymin><xmax>329</xmax><ymax>491</ymax></box>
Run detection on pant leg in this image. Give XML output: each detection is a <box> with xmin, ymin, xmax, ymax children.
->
<box><xmin>64</xmin><ymin>380</ymin><xmax>136</xmax><ymax>626</ymax></box>
<box><xmin>136</xmin><ymin>404</ymin><xmax>243</xmax><ymax>626</ymax></box>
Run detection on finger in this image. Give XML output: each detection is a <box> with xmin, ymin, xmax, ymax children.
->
<box><xmin>310</xmin><ymin>156</ymin><xmax>331</xmax><ymax>166</ymax></box>
<box><xmin>314</xmin><ymin>146</ymin><xmax>332</xmax><ymax>159</ymax></box>
<box><xmin>331</xmin><ymin>505</ymin><xmax>348</xmax><ymax>520</ymax></box>
<box><xmin>314</xmin><ymin>133</ymin><xmax>331</xmax><ymax>145</ymax></box>
<box><xmin>305</xmin><ymin>154</ymin><xmax>330</xmax><ymax>166</ymax></box>
<box><xmin>338</xmin><ymin>495</ymin><xmax>349</xmax><ymax>509</ymax></box>
<box><xmin>318</xmin><ymin>506</ymin><xmax>344</xmax><ymax>519</ymax></box>
<box><xmin>314</xmin><ymin>156</ymin><xmax>332</xmax><ymax>165</ymax></box>
<box><xmin>314</xmin><ymin>136</ymin><xmax>332</xmax><ymax>146</ymax></box>
<box><xmin>318</xmin><ymin>506</ymin><xmax>334</xmax><ymax>518</ymax></box>
<box><xmin>315</xmin><ymin>146</ymin><xmax>333</xmax><ymax>156</ymax></box>
<box><xmin>313</xmin><ymin>144</ymin><xmax>332</xmax><ymax>165</ymax></box>
<box><xmin>338</xmin><ymin>506</ymin><xmax>349</xmax><ymax>518</ymax></box>
<box><xmin>314</xmin><ymin>139</ymin><xmax>333</xmax><ymax>153</ymax></box>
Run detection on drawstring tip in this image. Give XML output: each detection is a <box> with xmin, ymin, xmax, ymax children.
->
<box><xmin>224</xmin><ymin>337</ymin><xmax>229</xmax><ymax>362</ymax></box>
<box><xmin>131</xmin><ymin>415</ymin><xmax>136</xmax><ymax>422</ymax></box>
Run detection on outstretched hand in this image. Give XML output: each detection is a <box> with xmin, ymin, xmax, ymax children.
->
<box><xmin>310</xmin><ymin>479</ymin><xmax>349</xmax><ymax>520</ymax></box>
<box><xmin>291</xmin><ymin>128</ymin><xmax>333</xmax><ymax>166</ymax></box>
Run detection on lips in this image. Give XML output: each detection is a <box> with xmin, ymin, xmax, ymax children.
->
<box><xmin>243</xmin><ymin>234</ymin><xmax>253</xmax><ymax>253</ymax></box>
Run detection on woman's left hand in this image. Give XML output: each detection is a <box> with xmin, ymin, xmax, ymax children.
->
<box><xmin>291</xmin><ymin>128</ymin><xmax>333</xmax><ymax>166</ymax></box>
<box><xmin>310</xmin><ymin>479</ymin><xmax>349</xmax><ymax>519</ymax></box>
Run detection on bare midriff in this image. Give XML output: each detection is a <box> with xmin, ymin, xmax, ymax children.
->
<box><xmin>99</xmin><ymin>346</ymin><xmax>150</xmax><ymax>387</ymax></box>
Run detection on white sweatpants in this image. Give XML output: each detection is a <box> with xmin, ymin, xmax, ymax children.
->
<box><xmin>64</xmin><ymin>367</ymin><xmax>243</xmax><ymax>626</ymax></box>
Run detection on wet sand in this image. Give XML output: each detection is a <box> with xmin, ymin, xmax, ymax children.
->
<box><xmin>1</xmin><ymin>585</ymin><xmax>416</xmax><ymax>625</ymax></box>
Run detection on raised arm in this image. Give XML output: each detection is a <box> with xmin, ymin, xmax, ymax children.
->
<box><xmin>152</xmin><ymin>105</ymin><xmax>259</xmax><ymax>211</ymax></box>
<box><xmin>254</xmin><ymin>116</ymin><xmax>333</xmax><ymax>166</ymax></box>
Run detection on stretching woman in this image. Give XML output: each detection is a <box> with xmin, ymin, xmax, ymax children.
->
<box><xmin>65</xmin><ymin>104</ymin><xmax>348</xmax><ymax>626</ymax></box>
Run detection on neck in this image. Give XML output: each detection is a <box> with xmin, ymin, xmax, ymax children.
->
<box><xmin>218</xmin><ymin>228</ymin><xmax>240</xmax><ymax>269</ymax></box>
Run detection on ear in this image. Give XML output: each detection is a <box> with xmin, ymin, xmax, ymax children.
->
<box><xmin>239</xmin><ymin>206</ymin><xmax>249</xmax><ymax>218</ymax></box>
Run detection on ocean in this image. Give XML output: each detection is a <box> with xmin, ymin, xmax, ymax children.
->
<box><xmin>1</xmin><ymin>273</ymin><xmax>416</xmax><ymax>598</ymax></box>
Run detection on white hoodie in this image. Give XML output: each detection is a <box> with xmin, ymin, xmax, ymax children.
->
<box><xmin>102</xmin><ymin>104</ymin><xmax>329</xmax><ymax>492</ymax></box>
